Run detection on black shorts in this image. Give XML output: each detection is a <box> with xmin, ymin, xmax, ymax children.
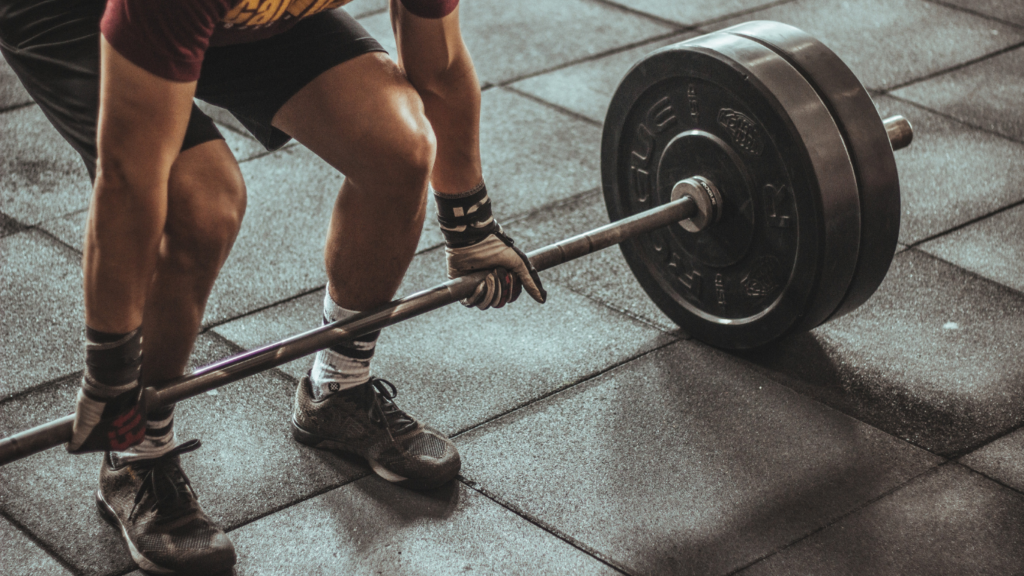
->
<box><xmin>0</xmin><ymin>0</ymin><xmax>385</xmax><ymax>178</ymax></box>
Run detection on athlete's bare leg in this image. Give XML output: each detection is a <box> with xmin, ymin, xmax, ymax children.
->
<box><xmin>140</xmin><ymin>139</ymin><xmax>246</xmax><ymax>387</ymax></box>
<box><xmin>272</xmin><ymin>52</ymin><xmax>435</xmax><ymax>311</ymax></box>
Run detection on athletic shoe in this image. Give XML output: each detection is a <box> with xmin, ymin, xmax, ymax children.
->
<box><xmin>291</xmin><ymin>375</ymin><xmax>460</xmax><ymax>489</ymax></box>
<box><xmin>96</xmin><ymin>439</ymin><xmax>236</xmax><ymax>575</ymax></box>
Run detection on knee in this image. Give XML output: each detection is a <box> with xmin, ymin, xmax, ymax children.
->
<box><xmin>376</xmin><ymin>112</ymin><xmax>436</xmax><ymax>197</ymax></box>
<box><xmin>163</xmin><ymin>160</ymin><xmax>247</xmax><ymax>275</ymax></box>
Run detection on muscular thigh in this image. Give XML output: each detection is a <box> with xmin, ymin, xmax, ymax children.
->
<box><xmin>196</xmin><ymin>9</ymin><xmax>385</xmax><ymax>152</ymax></box>
<box><xmin>270</xmin><ymin>51</ymin><xmax>433</xmax><ymax>185</ymax></box>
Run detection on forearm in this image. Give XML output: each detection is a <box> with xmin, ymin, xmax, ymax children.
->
<box><xmin>391</xmin><ymin>3</ymin><xmax>482</xmax><ymax>193</ymax></box>
<box><xmin>83</xmin><ymin>171</ymin><xmax>168</xmax><ymax>332</ymax></box>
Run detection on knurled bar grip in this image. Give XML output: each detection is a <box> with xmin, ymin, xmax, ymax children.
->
<box><xmin>0</xmin><ymin>196</ymin><xmax>699</xmax><ymax>466</ymax></box>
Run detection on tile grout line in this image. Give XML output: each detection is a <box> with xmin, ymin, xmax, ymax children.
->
<box><xmin>502</xmin><ymin>85</ymin><xmax>602</xmax><ymax>127</ymax></box>
<box><xmin>451</xmin><ymin>338</ymin><xmax>679</xmax><ymax>440</ymax></box>
<box><xmin>0</xmin><ymin>506</ymin><xmax>85</xmax><ymax>576</ymax></box>
<box><xmin>724</xmin><ymin>462</ymin><xmax>951</xmax><ymax>575</ymax></box>
<box><xmin>0</xmin><ymin>370</ymin><xmax>81</xmax><ymax>409</ymax></box>
<box><xmin>0</xmin><ymin>100</ymin><xmax>35</xmax><ymax>114</ymax></box>
<box><xmin>879</xmin><ymin>92</ymin><xmax>1024</xmax><ymax>147</ymax></box>
<box><xmin>881</xmin><ymin>39</ymin><xmax>1024</xmax><ymax>93</ymax></box>
<box><xmin>588</xmin><ymin>0</ymin><xmax>692</xmax><ymax>29</ymax></box>
<box><xmin>904</xmin><ymin>246</ymin><xmax>1024</xmax><ymax>303</ymax></box>
<box><xmin>494</xmin><ymin>29</ymin><xmax>689</xmax><ymax>88</ymax></box>
<box><xmin>690</xmin><ymin>0</ymin><xmax>800</xmax><ymax>30</ymax></box>
<box><xmin>457</xmin><ymin>477</ymin><xmax>633</xmax><ymax>575</ymax></box>
<box><xmin>923</xmin><ymin>0</ymin><xmax>1024</xmax><ymax>30</ymax></box>
<box><xmin>955</xmin><ymin>460</ymin><xmax>1024</xmax><ymax>500</ymax></box>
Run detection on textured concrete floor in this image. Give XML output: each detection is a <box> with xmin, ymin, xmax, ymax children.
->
<box><xmin>2</xmin><ymin>0</ymin><xmax>1024</xmax><ymax>574</ymax></box>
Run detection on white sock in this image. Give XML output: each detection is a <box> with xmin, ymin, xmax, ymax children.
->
<box><xmin>310</xmin><ymin>286</ymin><xmax>379</xmax><ymax>400</ymax></box>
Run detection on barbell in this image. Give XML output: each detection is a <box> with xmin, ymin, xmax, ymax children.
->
<box><xmin>0</xmin><ymin>21</ymin><xmax>911</xmax><ymax>466</ymax></box>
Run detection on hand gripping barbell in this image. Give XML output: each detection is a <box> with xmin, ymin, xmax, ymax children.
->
<box><xmin>0</xmin><ymin>21</ymin><xmax>912</xmax><ymax>466</ymax></box>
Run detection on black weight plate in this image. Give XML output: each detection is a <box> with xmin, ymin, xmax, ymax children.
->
<box><xmin>725</xmin><ymin>21</ymin><xmax>901</xmax><ymax>323</ymax></box>
<box><xmin>602</xmin><ymin>32</ymin><xmax>860</xmax><ymax>349</ymax></box>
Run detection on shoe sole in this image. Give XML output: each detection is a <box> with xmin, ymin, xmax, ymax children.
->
<box><xmin>96</xmin><ymin>490</ymin><xmax>174</xmax><ymax>574</ymax></box>
<box><xmin>290</xmin><ymin>417</ymin><xmax>456</xmax><ymax>490</ymax></box>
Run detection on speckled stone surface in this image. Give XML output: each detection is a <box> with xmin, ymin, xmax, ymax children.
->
<box><xmin>0</xmin><ymin>231</ymin><xmax>83</xmax><ymax>399</ymax></box>
<box><xmin>874</xmin><ymin>96</ymin><xmax>1024</xmax><ymax>245</ymax></box>
<box><xmin>457</xmin><ymin>340</ymin><xmax>940</xmax><ymax>576</ymax></box>
<box><xmin>226</xmin><ymin>477</ymin><xmax>619</xmax><ymax>575</ymax></box>
<box><xmin>961</xmin><ymin>428</ymin><xmax>1024</xmax><ymax>493</ymax></box>
<box><xmin>510</xmin><ymin>33</ymin><xmax>697</xmax><ymax>123</ymax></box>
<box><xmin>0</xmin><ymin>334</ymin><xmax>365</xmax><ymax>576</ymax></box>
<box><xmin>939</xmin><ymin>0</ymin><xmax>1024</xmax><ymax>26</ymax></box>
<box><xmin>892</xmin><ymin>46</ymin><xmax>1024</xmax><ymax>143</ymax></box>
<box><xmin>0</xmin><ymin>105</ymin><xmax>91</xmax><ymax>226</ymax></box>
<box><xmin>0</xmin><ymin>514</ymin><xmax>72</xmax><ymax>576</ymax></box>
<box><xmin>214</xmin><ymin>245</ymin><xmax>675</xmax><ymax>436</ymax></box>
<box><xmin>919</xmin><ymin>203</ymin><xmax>1024</xmax><ymax>294</ymax></box>
<box><xmin>0</xmin><ymin>57</ymin><xmax>32</xmax><ymax>109</ymax></box>
<box><xmin>4</xmin><ymin>0</ymin><xmax>1024</xmax><ymax>574</ymax></box>
<box><xmin>510</xmin><ymin>189</ymin><xmax>679</xmax><ymax>331</ymax></box>
<box><xmin>359</xmin><ymin>0</ymin><xmax>676</xmax><ymax>85</ymax></box>
<box><xmin>737</xmin><ymin>465</ymin><xmax>1024</xmax><ymax>576</ymax></box>
<box><xmin>609</xmin><ymin>0</ymin><xmax>787</xmax><ymax>26</ymax></box>
<box><xmin>710</xmin><ymin>0</ymin><xmax>1024</xmax><ymax>90</ymax></box>
<box><xmin>739</xmin><ymin>249</ymin><xmax>1024</xmax><ymax>457</ymax></box>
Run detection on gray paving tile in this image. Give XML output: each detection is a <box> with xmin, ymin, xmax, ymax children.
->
<box><xmin>0</xmin><ymin>105</ymin><xmax>91</xmax><ymax>225</ymax></box>
<box><xmin>478</xmin><ymin>88</ymin><xmax>603</xmax><ymax>220</ymax></box>
<box><xmin>0</xmin><ymin>514</ymin><xmax>72</xmax><ymax>576</ymax></box>
<box><xmin>610</xmin><ymin>0</ymin><xmax>786</xmax><ymax>26</ymax></box>
<box><xmin>892</xmin><ymin>46</ymin><xmax>1024</xmax><ymax>143</ymax></box>
<box><xmin>34</xmin><ymin>209</ymin><xmax>86</xmax><ymax>251</ymax></box>
<box><xmin>0</xmin><ymin>56</ymin><xmax>32</xmax><ymax>109</ymax></box>
<box><xmin>939</xmin><ymin>0</ymin><xmax>1024</xmax><ymax>26</ymax></box>
<box><xmin>874</xmin><ymin>96</ymin><xmax>1024</xmax><ymax>245</ymax></box>
<box><xmin>511</xmin><ymin>189</ymin><xmax>678</xmax><ymax>331</ymax></box>
<box><xmin>345</xmin><ymin>0</ymin><xmax>387</xmax><ymax>18</ymax></box>
<box><xmin>214</xmin><ymin>245</ymin><xmax>673</xmax><ymax>436</ymax></box>
<box><xmin>0</xmin><ymin>333</ymin><xmax>365</xmax><ymax>576</ymax></box>
<box><xmin>919</xmin><ymin>203</ymin><xmax>1024</xmax><ymax>295</ymax></box>
<box><xmin>0</xmin><ymin>231</ymin><xmax>84</xmax><ymax>399</ymax></box>
<box><xmin>510</xmin><ymin>32</ymin><xmax>697</xmax><ymax>123</ymax></box>
<box><xmin>196</xmin><ymin>99</ymin><xmax>250</xmax><ymax>136</ymax></box>
<box><xmin>359</xmin><ymin>0</ymin><xmax>676</xmax><ymax>85</ymax></box>
<box><xmin>227</xmin><ymin>476</ymin><xmax>618</xmax><ymax>575</ymax></box>
<box><xmin>960</xmin><ymin>428</ymin><xmax>1024</xmax><ymax>493</ymax></box>
<box><xmin>710</xmin><ymin>0</ymin><xmax>1024</xmax><ymax>90</ymax></box>
<box><xmin>457</xmin><ymin>339</ymin><xmax>940</xmax><ymax>576</ymax></box>
<box><xmin>737</xmin><ymin>465</ymin><xmax>1024</xmax><ymax>576</ymax></box>
<box><xmin>738</xmin><ymin>249</ymin><xmax>1024</xmax><ymax>457</ymax></box>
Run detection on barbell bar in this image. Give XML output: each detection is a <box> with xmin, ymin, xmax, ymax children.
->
<box><xmin>0</xmin><ymin>21</ymin><xmax>914</xmax><ymax>466</ymax></box>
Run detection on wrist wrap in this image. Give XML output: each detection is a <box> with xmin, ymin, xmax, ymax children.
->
<box><xmin>435</xmin><ymin>183</ymin><xmax>497</xmax><ymax>248</ymax></box>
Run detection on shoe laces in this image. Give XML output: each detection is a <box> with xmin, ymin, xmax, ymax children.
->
<box><xmin>128</xmin><ymin>439</ymin><xmax>201</xmax><ymax>522</ymax></box>
<box><xmin>366</xmin><ymin>378</ymin><xmax>417</xmax><ymax>435</ymax></box>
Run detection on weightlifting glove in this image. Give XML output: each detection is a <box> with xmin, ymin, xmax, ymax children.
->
<box><xmin>435</xmin><ymin>184</ymin><xmax>546</xmax><ymax>309</ymax></box>
<box><xmin>67</xmin><ymin>328</ymin><xmax>148</xmax><ymax>453</ymax></box>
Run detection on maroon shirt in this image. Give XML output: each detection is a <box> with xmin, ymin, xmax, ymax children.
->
<box><xmin>101</xmin><ymin>0</ymin><xmax>460</xmax><ymax>82</ymax></box>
